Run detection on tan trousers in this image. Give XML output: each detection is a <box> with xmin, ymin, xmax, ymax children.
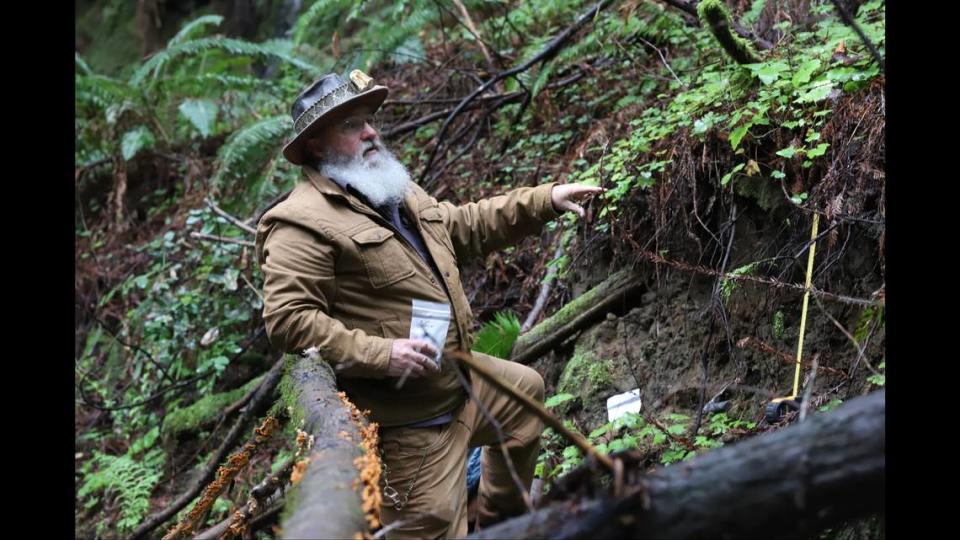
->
<box><xmin>378</xmin><ymin>352</ymin><xmax>545</xmax><ymax>539</ymax></box>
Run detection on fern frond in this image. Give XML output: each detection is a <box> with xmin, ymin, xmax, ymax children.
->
<box><xmin>293</xmin><ymin>0</ymin><xmax>353</xmax><ymax>45</ymax></box>
<box><xmin>131</xmin><ymin>37</ymin><xmax>322</xmax><ymax>86</ymax></box>
<box><xmin>167</xmin><ymin>14</ymin><xmax>225</xmax><ymax>47</ymax></box>
<box><xmin>78</xmin><ymin>451</ymin><xmax>164</xmax><ymax>534</ymax></box>
<box><xmin>76</xmin><ymin>74</ymin><xmax>136</xmax><ymax>112</ymax></box>
<box><xmin>213</xmin><ymin>115</ymin><xmax>292</xmax><ymax>185</ymax></box>
<box><xmin>472</xmin><ymin>311</ymin><xmax>522</xmax><ymax>359</ymax></box>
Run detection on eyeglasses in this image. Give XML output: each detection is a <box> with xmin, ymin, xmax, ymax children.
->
<box><xmin>339</xmin><ymin>114</ymin><xmax>377</xmax><ymax>136</ymax></box>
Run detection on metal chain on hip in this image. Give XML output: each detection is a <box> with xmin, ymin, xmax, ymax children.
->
<box><xmin>380</xmin><ymin>446</ymin><xmax>429</xmax><ymax>511</ymax></box>
<box><xmin>380</xmin><ymin>325</ymin><xmax>442</xmax><ymax>511</ymax></box>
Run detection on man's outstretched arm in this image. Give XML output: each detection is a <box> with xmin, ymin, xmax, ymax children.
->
<box><xmin>437</xmin><ymin>182</ymin><xmax>603</xmax><ymax>261</ymax></box>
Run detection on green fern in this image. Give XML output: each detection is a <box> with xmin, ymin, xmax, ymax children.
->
<box><xmin>76</xmin><ymin>73</ymin><xmax>136</xmax><ymax>112</ymax></box>
<box><xmin>168</xmin><ymin>14</ymin><xmax>225</xmax><ymax>47</ymax></box>
<box><xmin>213</xmin><ymin>115</ymin><xmax>292</xmax><ymax>185</ymax></box>
<box><xmin>293</xmin><ymin>0</ymin><xmax>354</xmax><ymax>46</ymax></box>
<box><xmin>472</xmin><ymin>311</ymin><xmax>522</xmax><ymax>359</ymax></box>
<box><xmin>358</xmin><ymin>5</ymin><xmax>437</xmax><ymax>70</ymax></box>
<box><xmin>131</xmin><ymin>37</ymin><xmax>321</xmax><ymax>86</ymax></box>
<box><xmin>78</xmin><ymin>449</ymin><xmax>164</xmax><ymax>534</ymax></box>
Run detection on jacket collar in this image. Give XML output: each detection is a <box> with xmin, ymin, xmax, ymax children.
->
<box><xmin>302</xmin><ymin>165</ymin><xmax>421</xmax><ymax>218</ymax></box>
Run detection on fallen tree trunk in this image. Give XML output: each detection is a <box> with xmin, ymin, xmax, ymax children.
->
<box><xmin>510</xmin><ymin>268</ymin><xmax>644</xmax><ymax>364</ymax></box>
<box><xmin>471</xmin><ymin>390</ymin><xmax>885</xmax><ymax>539</ymax></box>
<box><xmin>278</xmin><ymin>355</ymin><xmax>377</xmax><ymax>539</ymax></box>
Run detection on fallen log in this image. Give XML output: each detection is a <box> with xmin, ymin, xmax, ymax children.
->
<box><xmin>278</xmin><ymin>354</ymin><xmax>379</xmax><ymax>539</ymax></box>
<box><xmin>470</xmin><ymin>389</ymin><xmax>885</xmax><ymax>539</ymax></box>
<box><xmin>510</xmin><ymin>268</ymin><xmax>644</xmax><ymax>364</ymax></box>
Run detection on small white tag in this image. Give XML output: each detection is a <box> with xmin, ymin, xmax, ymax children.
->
<box><xmin>607</xmin><ymin>389</ymin><xmax>642</xmax><ymax>422</ymax></box>
<box><xmin>410</xmin><ymin>299</ymin><xmax>450</xmax><ymax>367</ymax></box>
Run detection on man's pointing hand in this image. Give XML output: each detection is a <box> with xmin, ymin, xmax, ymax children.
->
<box><xmin>550</xmin><ymin>183</ymin><xmax>605</xmax><ymax>218</ymax></box>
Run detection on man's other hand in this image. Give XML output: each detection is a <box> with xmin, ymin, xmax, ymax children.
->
<box><xmin>550</xmin><ymin>183</ymin><xmax>605</xmax><ymax>218</ymax></box>
<box><xmin>388</xmin><ymin>339</ymin><xmax>441</xmax><ymax>378</ymax></box>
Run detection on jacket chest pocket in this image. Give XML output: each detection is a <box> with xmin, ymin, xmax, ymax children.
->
<box><xmin>419</xmin><ymin>207</ymin><xmax>456</xmax><ymax>259</ymax></box>
<box><xmin>350</xmin><ymin>227</ymin><xmax>415</xmax><ymax>289</ymax></box>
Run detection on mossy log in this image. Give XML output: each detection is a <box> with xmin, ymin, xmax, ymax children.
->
<box><xmin>470</xmin><ymin>390</ymin><xmax>885</xmax><ymax>539</ymax></box>
<box><xmin>163</xmin><ymin>374</ymin><xmax>264</xmax><ymax>440</ymax></box>
<box><xmin>510</xmin><ymin>269</ymin><xmax>643</xmax><ymax>365</ymax></box>
<box><xmin>279</xmin><ymin>355</ymin><xmax>376</xmax><ymax>539</ymax></box>
<box><xmin>697</xmin><ymin>0</ymin><xmax>761</xmax><ymax>64</ymax></box>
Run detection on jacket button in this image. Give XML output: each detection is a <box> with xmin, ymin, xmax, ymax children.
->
<box><xmin>444</xmin><ymin>272</ymin><xmax>450</xmax><ymax>277</ymax></box>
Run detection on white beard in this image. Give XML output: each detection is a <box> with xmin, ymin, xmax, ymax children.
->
<box><xmin>319</xmin><ymin>140</ymin><xmax>411</xmax><ymax>208</ymax></box>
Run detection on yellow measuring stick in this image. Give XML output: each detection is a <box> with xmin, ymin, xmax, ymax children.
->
<box><xmin>791</xmin><ymin>213</ymin><xmax>820</xmax><ymax>398</ymax></box>
<box><xmin>766</xmin><ymin>213</ymin><xmax>820</xmax><ymax>421</ymax></box>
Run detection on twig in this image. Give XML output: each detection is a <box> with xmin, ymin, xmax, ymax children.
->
<box><xmin>76</xmin><ymin>327</ymin><xmax>267</xmax><ymax>412</ymax></box>
<box><xmin>799</xmin><ymin>354</ymin><xmax>818</xmax><ymax>422</ymax></box>
<box><xmin>735</xmin><ymin>336</ymin><xmax>846</xmax><ymax>377</ymax></box>
<box><xmin>126</xmin><ymin>356</ymin><xmax>284</xmax><ymax>540</ymax></box>
<box><xmin>418</xmin><ymin>0</ymin><xmax>613</xmax><ymax>182</ymax></box>
<box><xmin>450</xmin><ymin>361</ymin><xmax>534</xmax><ymax>513</ymax></box>
<box><xmin>190</xmin><ymin>232</ymin><xmax>256</xmax><ymax>248</ymax></box>
<box><xmin>194</xmin><ymin>456</ymin><xmax>296</xmax><ymax>540</ymax></box>
<box><xmin>239</xmin><ymin>272</ymin><xmax>264</xmax><ymax>304</ymax></box>
<box><xmin>206</xmin><ymin>198</ymin><xmax>258</xmax><ymax>236</ymax></box>
<box><xmin>383</xmin><ymin>71</ymin><xmax>584</xmax><ymax>140</ymax></box>
<box><xmin>450</xmin><ymin>351</ymin><xmax>614</xmax><ymax>471</ymax></box>
<box><xmin>829</xmin><ymin>0</ymin><xmax>884</xmax><ymax>71</ymax></box>
<box><xmin>521</xmin><ymin>238</ymin><xmax>565</xmax><ymax>333</ymax></box>
<box><xmin>693</xmin><ymin>203</ymin><xmax>737</xmax><ymax>437</ymax></box>
<box><xmin>91</xmin><ymin>314</ymin><xmax>175</xmax><ymax>384</ymax></box>
<box><xmin>631</xmin><ymin>248</ymin><xmax>875</xmax><ymax>306</ymax></box>
<box><xmin>636</xmin><ymin>35</ymin><xmax>687</xmax><ymax>88</ymax></box>
<box><xmin>161</xmin><ymin>415</ymin><xmax>280</xmax><ymax>540</ymax></box>
<box><xmin>811</xmin><ymin>294</ymin><xmax>880</xmax><ymax>377</ymax></box>
<box><xmin>451</xmin><ymin>0</ymin><xmax>500</xmax><ymax>75</ymax></box>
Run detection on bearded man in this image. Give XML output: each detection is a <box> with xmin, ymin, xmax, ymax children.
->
<box><xmin>256</xmin><ymin>71</ymin><xmax>601</xmax><ymax>539</ymax></box>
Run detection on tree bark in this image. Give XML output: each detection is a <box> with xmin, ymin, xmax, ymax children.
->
<box><xmin>279</xmin><ymin>356</ymin><xmax>373</xmax><ymax>539</ymax></box>
<box><xmin>470</xmin><ymin>390</ymin><xmax>885</xmax><ymax>539</ymax></box>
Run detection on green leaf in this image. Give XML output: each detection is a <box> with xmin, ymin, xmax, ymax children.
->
<box><xmin>796</xmin><ymin>79</ymin><xmax>834</xmax><ymax>103</ymax></box>
<box><xmin>168</xmin><ymin>14</ymin><xmax>224</xmax><ymax>47</ymax></box>
<box><xmin>589</xmin><ymin>423</ymin><xmax>613</xmax><ymax>440</ymax></box>
<box><xmin>721</xmin><ymin>163</ymin><xmax>745</xmax><ymax>186</ymax></box>
<box><xmin>747</xmin><ymin>61</ymin><xmax>789</xmax><ymax>85</ymax></box>
<box><xmin>178</xmin><ymin>99</ymin><xmax>219</xmax><ymax>138</ymax></box>
<box><xmin>792</xmin><ymin>58</ymin><xmax>821</xmax><ymax>88</ymax></box>
<box><xmin>729</xmin><ymin>123</ymin><xmax>751</xmax><ymax>150</ymax></box>
<box><xmin>545</xmin><ymin>393</ymin><xmax>576</xmax><ymax>408</ymax></box>
<box><xmin>776</xmin><ymin>146</ymin><xmax>799</xmax><ymax>159</ymax></box>
<box><xmin>121</xmin><ymin>127</ymin><xmax>155</xmax><ymax>161</ymax></box>
<box><xmin>806</xmin><ymin>142</ymin><xmax>830</xmax><ymax>158</ymax></box>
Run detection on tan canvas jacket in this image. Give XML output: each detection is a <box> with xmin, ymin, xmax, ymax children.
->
<box><xmin>256</xmin><ymin>167</ymin><xmax>558</xmax><ymax>426</ymax></box>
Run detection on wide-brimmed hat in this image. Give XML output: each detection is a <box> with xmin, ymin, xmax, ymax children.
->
<box><xmin>282</xmin><ymin>70</ymin><xmax>389</xmax><ymax>165</ymax></box>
